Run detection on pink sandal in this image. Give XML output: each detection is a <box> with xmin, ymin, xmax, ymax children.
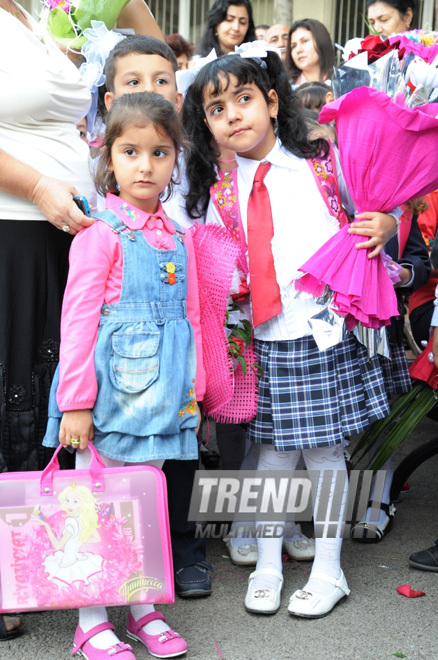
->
<box><xmin>71</xmin><ymin>622</ymin><xmax>136</xmax><ymax>659</ymax></box>
<box><xmin>126</xmin><ymin>612</ymin><xmax>187</xmax><ymax>658</ymax></box>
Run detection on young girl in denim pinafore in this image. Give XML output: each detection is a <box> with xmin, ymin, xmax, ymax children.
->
<box><xmin>43</xmin><ymin>92</ymin><xmax>204</xmax><ymax>660</ymax></box>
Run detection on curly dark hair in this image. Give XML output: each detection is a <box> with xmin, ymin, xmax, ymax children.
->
<box><xmin>285</xmin><ymin>19</ymin><xmax>335</xmax><ymax>85</ymax></box>
<box><xmin>198</xmin><ymin>0</ymin><xmax>256</xmax><ymax>57</ymax></box>
<box><xmin>182</xmin><ymin>52</ymin><xmax>328</xmax><ymax>219</ymax></box>
<box><xmin>94</xmin><ymin>92</ymin><xmax>184</xmax><ymax>202</ymax></box>
<box><xmin>165</xmin><ymin>33</ymin><xmax>195</xmax><ymax>59</ymax></box>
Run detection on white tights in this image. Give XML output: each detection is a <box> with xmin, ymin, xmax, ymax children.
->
<box><xmin>252</xmin><ymin>443</ymin><xmax>348</xmax><ymax>597</ymax></box>
<box><xmin>75</xmin><ymin>449</ymin><xmax>169</xmax><ymax>649</ymax></box>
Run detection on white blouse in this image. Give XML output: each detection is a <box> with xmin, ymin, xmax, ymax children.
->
<box><xmin>0</xmin><ymin>5</ymin><xmax>92</xmax><ymax>220</ymax></box>
<box><xmin>207</xmin><ymin>139</ymin><xmax>398</xmax><ymax>342</ymax></box>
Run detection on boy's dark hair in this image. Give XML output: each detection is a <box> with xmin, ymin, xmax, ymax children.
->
<box><xmin>95</xmin><ymin>92</ymin><xmax>183</xmax><ymax>202</ymax></box>
<box><xmin>295</xmin><ymin>81</ymin><xmax>331</xmax><ymax>112</ymax></box>
<box><xmin>182</xmin><ymin>52</ymin><xmax>328</xmax><ymax>219</ymax></box>
<box><xmin>285</xmin><ymin>19</ymin><xmax>335</xmax><ymax>84</ymax></box>
<box><xmin>105</xmin><ymin>35</ymin><xmax>178</xmax><ymax>94</ymax></box>
<box><xmin>198</xmin><ymin>0</ymin><xmax>256</xmax><ymax>57</ymax></box>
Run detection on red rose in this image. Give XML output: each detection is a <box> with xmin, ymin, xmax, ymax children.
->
<box><xmin>349</xmin><ymin>35</ymin><xmax>403</xmax><ymax>64</ymax></box>
<box><xmin>229</xmin><ymin>336</ymin><xmax>245</xmax><ymax>356</ymax></box>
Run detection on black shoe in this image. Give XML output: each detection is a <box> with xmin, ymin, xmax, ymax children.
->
<box><xmin>0</xmin><ymin>616</ymin><xmax>21</xmax><ymax>642</ymax></box>
<box><xmin>409</xmin><ymin>544</ymin><xmax>438</xmax><ymax>571</ymax></box>
<box><xmin>351</xmin><ymin>502</ymin><xmax>396</xmax><ymax>543</ymax></box>
<box><xmin>174</xmin><ymin>561</ymin><xmax>214</xmax><ymax>598</ymax></box>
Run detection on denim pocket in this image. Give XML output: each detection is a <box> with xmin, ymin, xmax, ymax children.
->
<box><xmin>112</xmin><ymin>331</ymin><xmax>160</xmax><ymax>393</ymax></box>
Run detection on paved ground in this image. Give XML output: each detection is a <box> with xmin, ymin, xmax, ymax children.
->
<box><xmin>3</xmin><ymin>416</ymin><xmax>438</xmax><ymax>660</ymax></box>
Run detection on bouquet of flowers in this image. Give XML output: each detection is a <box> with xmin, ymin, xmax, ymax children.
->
<box><xmin>225</xmin><ymin>274</ymin><xmax>262</xmax><ymax>377</ymax></box>
<box><xmin>41</xmin><ymin>0</ymin><xmax>129</xmax><ymax>52</ymax></box>
<box><xmin>295</xmin><ymin>35</ymin><xmax>438</xmax><ymax>332</ymax></box>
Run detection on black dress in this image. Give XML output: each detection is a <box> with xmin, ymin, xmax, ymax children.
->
<box><xmin>0</xmin><ymin>220</ymin><xmax>72</xmax><ymax>471</ymax></box>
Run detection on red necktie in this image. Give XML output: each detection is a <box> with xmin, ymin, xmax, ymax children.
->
<box><xmin>247</xmin><ymin>162</ymin><xmax>282</xmax><ymax>328</ymax></box>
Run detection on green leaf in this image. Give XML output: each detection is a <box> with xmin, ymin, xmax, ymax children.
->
<box><xmin>369</xmin><ymin>387</ymin><xmax>437</xmax><ymax>471</ymax></box>
<box><xmin>47</xmin><ymin>7</ymin><xmax>76</xmax><ymax>41</ymax></box>
<box><xmin>241</xmin><ymin>319</ymin><xmax>252</xmax><ymax>332</ymax></box>
<box><xmin>363</xmin><ymin>13</ymin><xmax>380</xmax><ymax>35</ymax></box>
<box><xmin>74</xmin><ymin>0</ymin><xmax>130</xmax><ymax>30</ymax></box>
<box><xmin>237</xmin><ymin>355</ymin><xmax>247</xmax><ymax>376</ymax></box>
<box><xmin>351</xmin><ymin>383</ymin><xmax>430</xmax><ymax>466</ymax></box>
<box><xmin>232</xmin><ymin>327</ymin><xmax>250</xmax><ymax>341</ymax></box>
<box><xmin>250</xmin><ymin>363</ymin><xmax>264</xmax><ymax>378</ymax></box>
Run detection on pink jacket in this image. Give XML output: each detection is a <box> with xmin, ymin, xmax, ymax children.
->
<box><xmin>57</xmin><ymin>193</ymin><xmax>205</xmax><ymax>411</ymax></box>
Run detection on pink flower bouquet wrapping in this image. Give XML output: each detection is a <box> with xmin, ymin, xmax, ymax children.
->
<box><xmin>296</xmin><ymin>86</ymin><xmax>438</xmax><ymax>329</ymax></box>
<box><xmin>388</xmin><ymin>34</ymin><xmax>438</xmax><ymax>63</ymax></box>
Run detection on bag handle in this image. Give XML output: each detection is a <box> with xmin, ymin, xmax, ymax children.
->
<box><xmin>40</xmin><ymin>443</ymin><xmax>107</xmax><ymax>496</ymax></box>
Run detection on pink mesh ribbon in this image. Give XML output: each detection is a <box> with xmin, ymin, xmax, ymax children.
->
<box><xmin>190</xmin><ymin>223</ymin><xmax>258</xmax><ymax>423</ymax></box>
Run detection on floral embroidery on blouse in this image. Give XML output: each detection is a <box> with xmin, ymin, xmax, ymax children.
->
<box><xmin>118</xmin><ymin>202</ymin><xmax>139</xmax><ymax>223</ymax></box>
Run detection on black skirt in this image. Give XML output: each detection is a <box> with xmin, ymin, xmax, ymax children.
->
<box><xmin>0</xmin><ymin>220</ymin><xmax>72</xmax><ymax>472</ymax></box>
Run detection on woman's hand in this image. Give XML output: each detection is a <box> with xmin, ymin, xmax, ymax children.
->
<box><xmin>59</xmin><ymin>410</ymin><xmax>94</xmax><ymax>450</ymax></box>
<box><xmin>31</xmin><ymin>176</ymin><xmax>94</xmax><ymax>234</ymax></box>
<box><xmin>348</xmin><ymin>211</ymin><xmax>398</xmax><ymax>258</ymax></box>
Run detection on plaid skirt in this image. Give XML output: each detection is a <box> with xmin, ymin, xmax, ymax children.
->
<box><xmin>379</xmin><ymin>342</ymin><xmax>412</xmax><ymax>398</ymax></box>
<box><xmin>248</xmin><ymin>333</ymin><xmax>395</xmax><ymax>451</ymax></box>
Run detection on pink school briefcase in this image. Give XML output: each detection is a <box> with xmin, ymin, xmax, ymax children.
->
<box><xmin>0</xmin><ymin>444</ymin><xmax>174</xmax><ymax>612</ymax></box>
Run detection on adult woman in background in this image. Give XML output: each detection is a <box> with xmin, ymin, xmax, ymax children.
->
<box><xmin>0</xmin><ymin>0</ymin><xmax>95</xmax><ymax>478</ymax></box>
<box><xmin>285</xmin><ymin>18</ymin><xmax>335</xmax><ymax>87</ymax></box>
<box><xmin>366</xmin><ymin>0</ymin><xmax>418</xmax><ymax>38</ymax></box>
<box><xmin>0</xmin><ymin>0</ymin><xmax>161</xmax><ymax>475</ymax></box>
<box><xmin>198</xmin><ymin>0</ymin><xmax>256</xmax><ymax>57</ymax></box>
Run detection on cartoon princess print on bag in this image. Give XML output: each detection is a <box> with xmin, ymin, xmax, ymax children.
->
<box><xmin>32</xmin><ymin>485</ymin><xmax>104</xmax><ymax>587</ymax></box>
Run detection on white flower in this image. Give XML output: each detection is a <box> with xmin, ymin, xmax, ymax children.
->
<box><xmin>342</xmin><ymin>37</ymin><xmax>364</xmax><ymax>62</ymax></box>
<box><xmin>406</xmin><ymin>58</ymin><xmax>438</xmax><ymax>87</ymax></box>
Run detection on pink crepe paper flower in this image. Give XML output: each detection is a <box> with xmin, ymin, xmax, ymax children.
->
<box><xmin>296</xmin><ymin>87</ymin><xmax>438</xmax><ymax>329</ymax></box>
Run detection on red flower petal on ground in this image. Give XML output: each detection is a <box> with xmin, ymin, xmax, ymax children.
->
<box><xmin>396</xmin><ymin>584</ymin><xmax>425</xmax><ymax>598</ymax></box>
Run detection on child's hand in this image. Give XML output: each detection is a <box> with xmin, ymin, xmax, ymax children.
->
<box><xmin>59</xmin><ymin>410</ymin><xmax>94</xmax><ymax>450</ymax></box>
<box><xmin>348</xmin><ymin>212</ymin><xmax>398</xmax><ymax>258</ymax></box>
<box><xmin>394</xmin><ymin>266</ymin><xmax>412</xmax><ymax>289</ymax></box>
<box><xmin>432</xmin><ymin>327</ymin><xmax>438</xmax><ymax>370</ymax></box>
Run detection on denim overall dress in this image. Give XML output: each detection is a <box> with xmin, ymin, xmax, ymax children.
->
<box><xmin>43</xmin><ymin>210</ymin><xmax>199</xmax><ymax>462</ymax></box>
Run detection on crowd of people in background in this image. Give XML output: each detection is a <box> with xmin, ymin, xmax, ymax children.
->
<box><xmin>2</xmin><ymin>0</ymin><xmax>438</xmax><ymax>656</ymax></box>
